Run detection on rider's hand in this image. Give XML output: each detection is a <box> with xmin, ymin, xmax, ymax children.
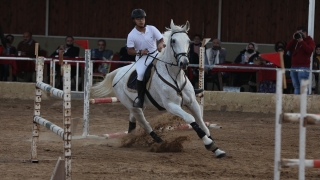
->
<box><xmin>157</xmin><ymin>42</ymin><xmax>166</xmax><ymax>52</ymax></box>
<box><xmin>141</xmin><ymin>49</ymin><xmax>148</xmax><ymax>55</ymax></box>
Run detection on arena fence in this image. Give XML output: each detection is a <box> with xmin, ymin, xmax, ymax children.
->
<box><xmin>31</xmin><ymin>56</ymin><xmax>72</xmax><ymax>180</ymax></box>
<box><xmin>274</xmin><ymin>69</ymin><xmax>320</xmax><ymax>180</ymax></box>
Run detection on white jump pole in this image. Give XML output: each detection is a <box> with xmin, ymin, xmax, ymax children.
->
<box><xmin>282</xmin><ymin>113</ymin><xmax>320</xmax><ymax>124</ymax></box>
<box><xmin>83</xmin><ymin>49</ymin><xmax>92</xmax><ymax>137</ymax></box>
<box><xmin>299</xmin><ymin>79</ymin><xmax>309</xmax><ymax>180</ymax></box>
<box><xmin>274</xmin><ymin>68</ymin><xmax>284</xmax><ymax>180</ymax></box>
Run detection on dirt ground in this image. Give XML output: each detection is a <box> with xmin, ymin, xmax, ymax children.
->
<box><xmin>0</xmin><ymin>98</ymin><xmax>319</xmax><ymax>180</ymax></box>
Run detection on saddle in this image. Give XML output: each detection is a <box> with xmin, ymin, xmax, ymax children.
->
<box><xmin>126</xmin><ymin>60</ymin><xmax>166</xmax><ymax>111</ymax></box>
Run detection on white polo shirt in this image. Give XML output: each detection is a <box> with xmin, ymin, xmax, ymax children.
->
<box><xmin>127</xmin><ymin>25</ymin><xmax>163</xmax><ymax>53</ymax></box>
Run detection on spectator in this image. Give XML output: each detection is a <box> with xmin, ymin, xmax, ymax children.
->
<box><xmin>286</xmin><ymin>26</ymin><xmax>315</xmax><ymax>94</ymax></box>
<box><xmin>234</xmin><ymin>42</ymin><xmax>260</xmax><ymax>64</ymax></box>
<box><xmin>204</xmin><ymin>39</ymin><xmax>228</xmax><ymax>90</ymax></box>
<box><xmin>16</xmin><ymin>31</ymin><xmax>39</xmax><ymax>82</ymax></box>
<box><xmin>118</xmin><ymin>43</ymin><xmax>135</xmax><ymax>68</ymax></box>
<box><xmin>276</xmin><ymin>45</ymin><xmax>292</xmax><ymax>94</ymax></box>
<box><xmin>0</xmin><ymin>39</ymin><xmax>17</xmax><ymax>81</ymax></box>
<box><xmin>91</xmin><ymin>39</ymin><xmax>113</xmax><ymax>59</ymax></box>
<box><xmin>5</xmin><ymin>35</ymin><xmax>16</xmax><ymax>55</ymax></box>
<box><xmin>91</xmin><ymin>39</ymin><xmax>113</xmax><ymax>73</ymax></box>
<box><xmin>50</xmin><ymin>36</ymin><xmax>80</xmax><ymax>90</ymax></box>
<box><xmin>188</xmin><ymin>34</ymin><xmax>203</xmax><ymax>87</ymax></box>
<box><xmin>233</xmin><ymin>42</ymin><xmax>260</xmax><ymax>90</ymax></box>
<box><xmin>50</xmin><ymin>36</ymin><xmax>79</xmax><ymax>57</ymax></box>
<box><xmin>312</xmin><ymin>44</ymin><xmax>320</xmax><ymax>93</ymax></box>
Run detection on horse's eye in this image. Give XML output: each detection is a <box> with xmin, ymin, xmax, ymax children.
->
<box><xmin>171</xmin><ymin>39</ymin><xmax>175</xmax><ymax>44</ymax></box>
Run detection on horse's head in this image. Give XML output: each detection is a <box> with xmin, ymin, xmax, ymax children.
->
<box><xmin>167</xmin><ymin>20</ymin><xmax>191</xmax><ymax>70</ymax></box>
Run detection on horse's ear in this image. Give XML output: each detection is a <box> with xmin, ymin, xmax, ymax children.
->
<box><xmin>170</xmin><ymin>19</ymin><xmax>174</xmax><ymax>29</ymax></box>
<box><xmin>184</xmin><ymin>21</ymin><xmax>190</xmax><ymax>32</ymax></box>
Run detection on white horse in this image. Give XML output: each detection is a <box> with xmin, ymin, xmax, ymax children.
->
<box><xmin>91</xmin><ymin>20</ymin><xmax>226</xmax><ymax>158</ymax></box>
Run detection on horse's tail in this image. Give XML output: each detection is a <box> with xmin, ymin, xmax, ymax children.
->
<box><xmin>90</xmin><ymin>68</ymin><xmax>119</xmax><ymax>97</ymax></box>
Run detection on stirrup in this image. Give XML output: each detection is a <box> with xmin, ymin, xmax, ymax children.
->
<box><xmin>133</xmin><ymin>97</ymin><xmax>143</xmax><ymax>108</ymax></box>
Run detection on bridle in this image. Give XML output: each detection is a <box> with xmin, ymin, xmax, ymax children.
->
<box><xmin>170</xmin><ymin>31</ymin><xmax>190</xmax><ymax>66</ymax></box>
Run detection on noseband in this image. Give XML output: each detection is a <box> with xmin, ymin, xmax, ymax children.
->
<box><xmin>170</xmin><ymin>31</ymin><xmax>189</xmax><ymax>66</ymax></box>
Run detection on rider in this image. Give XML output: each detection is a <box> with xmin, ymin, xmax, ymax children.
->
<box><xmin>127</xmin><ymin>9</ymin><xmax>166</xmax><ymax>108</ymax></box>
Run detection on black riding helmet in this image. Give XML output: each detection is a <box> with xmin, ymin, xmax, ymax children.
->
<box><xmin>131</xmin><ymin>9</ymin><xmax>146</xmax><ymax>19</ymax></box>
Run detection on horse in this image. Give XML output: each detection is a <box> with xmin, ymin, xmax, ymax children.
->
<box><xmin>91</xmin><ymin>20</ymin><xmax>226</xmax><ymax>158</ymax></box>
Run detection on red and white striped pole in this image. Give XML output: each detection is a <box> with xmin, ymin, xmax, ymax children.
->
<box><xmin>89</xmin><ymin>97</ymin><xmax>120</xmax><ymax>104</ymax></box>
<box><xmin>282</xmin><ymin>159</ymin><xmax>320</xmax><ymax>168</ymax></box>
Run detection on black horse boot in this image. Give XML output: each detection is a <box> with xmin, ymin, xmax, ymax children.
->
<box><xmin>133</xmin><ymin>80</ymin><xmax>145</xmax><ymax>108</ymax></box>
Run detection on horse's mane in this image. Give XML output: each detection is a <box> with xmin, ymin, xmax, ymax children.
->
<box><xmin>158</xmin><ymin>24</ymin><xmax>188</xmax><ymax>58</ymax></box>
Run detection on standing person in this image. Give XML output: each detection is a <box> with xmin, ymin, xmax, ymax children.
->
<box><xmin>126</xmin><ymin>9</ymin><xmax>166</xmax><ymax>108</ymax></box>
<box><xmin>312</xmin><ymin>44</ymin><xmax>320</xmax><ymax>93</ymax></box>
<box><xmin>286</xmin><ymin>26</ymin><xmax>315</xmax><ymax>94</ymax></box>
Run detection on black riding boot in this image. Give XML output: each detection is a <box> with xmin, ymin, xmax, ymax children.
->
<box><xmin>133</xmin><ymin>80</ymin><xmax>145</xmax><ymax>108</ymax></box>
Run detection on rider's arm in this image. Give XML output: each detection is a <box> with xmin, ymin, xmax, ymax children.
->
<box><xmin>157</xmin><ymin>38</ymin><xmax>166</xmax><ymax>52</ymax></box>
<box><xmin>127</xmin><ymin>47</ymin><xmax>148</xmax><ymax>56</ymax></box>
<box><xmin>127</xmin><ymin>47</ymin><xmax>139</xmax><ymax>56</ymax></box>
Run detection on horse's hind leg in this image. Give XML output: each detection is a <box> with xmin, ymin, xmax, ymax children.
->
<box><xmin>165</xmin><ymin>103</ymin><xmax>226</xmax><ymax>158</ymax></box>
<box><xmin>128</xmin><ymin>113</ymin><xmax>136</xmax><ymax>133</ymax></box>
<box><xmin>129</xmin><ymin>108</ymin><xmax>163</xmax><ymax>143</ymax></box>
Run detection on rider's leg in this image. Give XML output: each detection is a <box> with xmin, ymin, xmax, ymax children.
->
<box><xmin>133</xmin><ymin>80</ymin><xmax>145</xmax><ymax>108</ymax></box>
<box><xmin>133</xmin><ymin>55</ymin><xmax>154</xmax><ymax>108</ymax></box>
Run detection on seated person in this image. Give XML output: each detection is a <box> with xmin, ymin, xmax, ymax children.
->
<box><xmin>50</xmin><ymin>36</ymin><xmax>80</xmax><ymax>90</ymax></box>
<box><xmin>51</xmin><ymin>36</ymin><xmax>80</xmax><ymax>57</ymax></box>
<box><xmin>5</xmin><ymin>34</ymin><xmax>16</xmax><ymax>55</ymax></box>
<box><xmin>274</xmin><ymin>41</ymin><xmax>286</xmax><ymax>52</ymax></box>
<box><xmin>188</xmin><ymin>34</ymin><xmax>204</xmax><ymax>87</ymax></box>
<box><xmin>233</xmin><ymin>42</ymin><xmax>260</xmax><ymax>91</ymax></box>
<box><xmin>118</xmin><ymin>44</ymin><xmax>135</xmax><ymax>68</ymax></box>
<box><xmin>0</xmin><ymin>39</ymin><xmax>17</xmax><ymax>81</ymax></box>
<box><xmin>204</xmin><ymin>39</ymin><xmax>228</xmax><ymax>90</ymax></box>
<box><xmin>91</xmin><ymin>39</ymin><xmax>113</xmax><ymax>59</ymax></box>
<box><xmin>16</xmin><ymin>31</ymin><xmax>39</xmax><ymax>82</ymax></box>
<box><xmin>91</xmin><ymin>40</ymin><xmax>113</xmax><ymax>73</ymax></box>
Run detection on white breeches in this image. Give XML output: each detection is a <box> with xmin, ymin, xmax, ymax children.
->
<box><xmin>135</xmin><ymin>51</ymin><xmax>158</xmax><ymax>81</ymax></box>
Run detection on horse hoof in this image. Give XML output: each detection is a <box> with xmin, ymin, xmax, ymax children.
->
<box><xmin>214</xmin><ymin>149</ymin><xmax>226</xmax><ymax>158</ymax></box>
<box><xmin>155</xmin><ymin>137</ymin><xmax>163</xmax><ymax>143</ymax></box>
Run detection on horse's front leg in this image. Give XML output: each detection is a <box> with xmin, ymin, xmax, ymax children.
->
<box><xmin>165</xmin><ymin>102</ymin><xmax>226</xmax><ymax>158</ymax></box>
<box><xmin>186</xmin><ymin>100</ymin><xmax>210</xmax><ymax>136</ymax></box>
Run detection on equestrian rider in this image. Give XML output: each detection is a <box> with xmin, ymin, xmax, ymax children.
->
<box><xmin>127</xmin><ymin>9</ymin><xmax>166</xmax><ymax>108</ymax></box>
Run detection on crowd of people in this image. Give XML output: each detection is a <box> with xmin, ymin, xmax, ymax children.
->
<box><xmin>187</xmin><ymin>26</ymin><xmax>318</xmax><ymax>94</ymax></box>
<box><xmin>0</xmin><ymin>32</ymin><xmax>136</xmax><ymax>89</ymax></box>
<box><xmin>0</xmin><ymin>25</ymin><xmax>318</xmax><ymax>94</ymax></box>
